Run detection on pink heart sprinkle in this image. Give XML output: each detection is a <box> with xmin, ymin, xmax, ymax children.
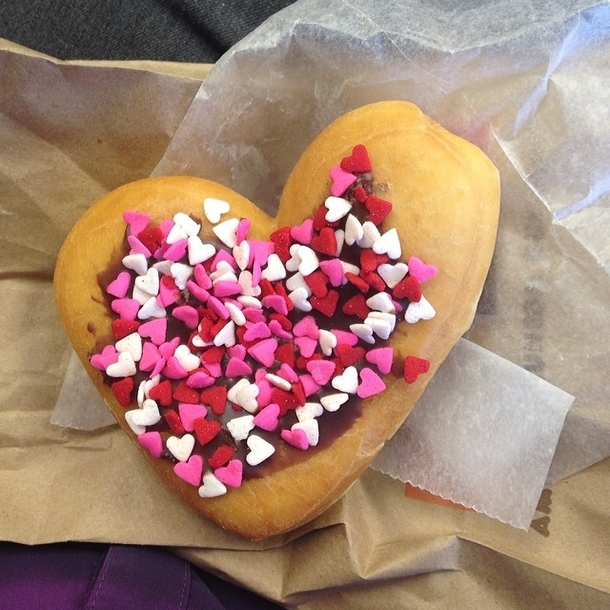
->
<box><xmin>357</xmin><ymin>367</ymin><xmax>387</xmax><ymax>399</ymax></box>
<box><xmin>185</xmin><ymin>280</ymin><xmax>210</xmax><ymax>303</ymax></box>
<box><xmin>139</xmin><ymin>342</ymin><xmax>161</xmax><ymax>372</ymax></box>
<box><xmin>290</xmin><ymin>218</ymin><xmax>314</xmax><ymax>245</ymax></box>
<box><xmin>90</xmin><ymin>345</ymin><xmax>118</xmax><ymax>370</ymax></box>
<box><xmin>111</xmin><ymin>298</ymin><xmax>140</xmax><ymax>320</ymax></box>
<box><xmin>281</xmin><ymin>428</ymin><xmax>309</xmax><ymax>450</ymax></box>
<box><xmin>214</xmin><ymin>459</ymin><xmax>243</xmax><ymax>488</ymax></box>
<box><xmin>255</xmin><ymin>377</ymin><xmax>273</xmax><ymax>408</ymax></box>
<box><xmin>278</xmin><ymin>363</ymin><xmax>299</xmax><ymax>383</ymax></box>
<box><xmin>137</xmin><ymin>431</ymin><xmax>163</xmax><ymax>458</ymax></box>
<box><xmin>127</xmin><ymin>234</ymin><xmax>152</xmax><ymax>257</ymax></box>
<box><xmin>249</xmin><ymin>240</ymin><xmax>275</xmax><ymax>267</ymax></box>
<box><xmin>225</xmin><ymin>357</ymin><xmax>253</xmax><ymax>377</ymax></box>
<box><xmin>174</xmin><ymin>454</ymin><xmax>204</xmax><ymax>486</ymax></box>
<box><xmin>158</xmin><ymin>279</ymin><xmax>180</xmax><ymax>307</ymax></box>
<box><xmin>236</xmin><ymin>218</ymin><xmax>251</xmax><ymax>244</ymax></box>
<box><xmin>207</xmin><ymin>296</ymin><xmax>230</xmax><ymax>320</ymax></box>
<box><xmin>253</xmin><ymin>403</ymin><xmax>280</xmax><ymax>431</ymax></box>
<box><xmin>329</xmin><ymin>165</ymin><xmax>357</xmax><ymax>197</ymax></box>
<box><xmin>158</xmin><ymin>337</ymin><xmax>179</xmax><ymax>360</ymax></box>
<box><xmin>268</xmin><ymin>319</ymin><xmax>293</xmax><ymax>340</ymax></box>
<box><xmin>318</xmin><ymin>258</ymin><xmax>344</xmax><ymax>287</ymax></box>
<box><xmin>122</xmin><ymin>211</ymin><xmax>150</xmax><ymax>236</ymax></box>
<box><xmin>213</xmin><ymin>280</ymin><xmax>243</xmax><ymax>298</ymax></box>
<box><xmin>138</xmin><ymin>318</ymin><xmax>167</xmax><ymax>345</ymax></box>
<box><xmin>227</xmin><ymin>344</ymin><xmax>247</xmax><ymax>360</ymax></box>
<box><xmin>194</xmin><ymin>264</ymin><xmax>213</xmax><ymax>289</ymax></box>
<box><xmin>162</xmin><ymin>356</ymin><xmax>188</xmax><ymax>380</ymax></box>
<box><xmin>299</xmin><ymin>374</ymin><xmax>322</xmax><ymax>397</ymax></box>
<box><xmin>106</xmin><ymin>271</ymin><xmax>132</xmax><ymax>298</ymax></box>
<box><xmin>172</xmin><ymin>305</ymin><xmax>199</xmax><ymax>329</ymax></box>
<box><xmin>294</xmin><ymin>336</ymin><xmax>317</xmax><ymax>358</ymax></box>
<box><xmin>186</xmin><ymin>371</ymin><xmax>215</xmax><ymax>388</ymax></box>
<box><xmin>178</xmin><ymin>403</ymin><xmax>208</xmax><ymax>431</ymax></box>
<box><xmin>211</xmin><ymin>249</ymin><xmax>237</xmax><ymax>271</ymax></box>
<box><xmin>365</xmin><ymin>347</ymin><xmax>394</xmax><ymax>375</ymax></box>
<box><xmin>205</xmin><ymin>362</ymin><xmax>222</xmax><ymax>378</ymax></box>
<box><xmin>248</xmin><ymin>338</ymin><xmax>278</xmax><ymax>367</ymax></box>
<box><xmin>306</xmin><ymin>360</ymin><xmax>336</xmax><ymax>386</ymax></box>
<box><xmin>251</xmin><ymin>260</ymin><xmax>262</xmax><ymax>287</ymax></box>
<box><xmin>331</xmin><ymin>329</ymin><xmax>359</xmax><ymax>347</ymax></box>
<box><xmin>408</xmin><ymin>256</ymin><xmax>438</xmax><ymax>283</ymax></box>
<box><xmin>261</xmin><ymin>294</ymin><xmax>288</xmax><ymax>316</ymax></box>
<box><xmin>293</xmin><ymin>315</ymin><xmax>319</xmax><ymax>339</ymax></box>
<box><xmin>243</xmin><ymin>307</ymin><xmax>265</xmax><ymax>324</ymax></box>
<box><xmin>243</xmin><ymin>321</ymin><xmax>272</xmax><ymax>342</ymax></box>
<box><xmin>164</xmin><ymin>238</ymin><xmax>188</xmax><ymax>262</ymax></box>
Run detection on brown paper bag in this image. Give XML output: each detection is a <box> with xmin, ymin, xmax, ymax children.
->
<box><xmin>1</xmin><ymin>37</ymin><xmax>609</xmax><ymax>609</ymax></box>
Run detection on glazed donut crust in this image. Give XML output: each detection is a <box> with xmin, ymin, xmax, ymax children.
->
<box><xmin>54</xmin><ymin>101</ymin><xmax>500</xmax><ymax>540</ymax></box>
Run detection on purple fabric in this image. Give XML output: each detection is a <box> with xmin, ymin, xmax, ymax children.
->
<box><xmin>0</xmin><ymin>543</ymin><xmax>283</xmax><ymax>610</ymax></box>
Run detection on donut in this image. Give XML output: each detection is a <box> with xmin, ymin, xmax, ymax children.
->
<box><xmin>54</xmin><ymin>101</ymin><xmax>500</xmax><ymax>539</ymax></box>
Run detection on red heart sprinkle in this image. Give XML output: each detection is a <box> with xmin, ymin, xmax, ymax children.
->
<box><xmin>364</xmin><ymin>195</ymin><xmax>393</xmax><ymax>225</ymax></box>
<box><xmin>200</xmin><ymin>386</ymin><xmax>227</xmax><ymax>416</ymax></box>
<box><xmin>111</xmin><ymin>377</ymin><xmax>133</xmax><ymax>407</ymax></box>
<box><xmin>137</xmin><ymin>226</ymin><xmax>163</xmax><ymax>253</ymax></box>
<box><xmin>304</xmin><ymin>270</ymin><xmax>329</xmax><ymax>298</ymax></box>
<box><xmin>360</xmin><ymin>248</ymin><xmax>389</xmax><ymax>272</ymax></box>
<box><xmin>341</xmin><ymin>293</ymin><xmax>370</xmax><ymax>320</ymax></box>
<box><xmin>310</xmin><ymin>226</ymin><xmax>338</xmax><ymax>256</ymax></box>
<box><xmin>393</xmin><ymin>275</ymin><xmax>422</xmax><ymax>302</ymax></box>
<box><xmin>111</xmin><ymin>319</ymin><xmax>140</xmax><ymax>340</ymax></box>
<box><xmin>335</xmin><ymin>344</ymin><xmax>366</xmax><ymax>367</ymax></box>
<box><xmin>360</xmin><ymin>270</ymin><xmax>386</xmax><ymax>292</ymax></box>
<box><xmin>164</xmin><ymin>410</ymin><xmax>186</xmax><ymax>435</ymax></box>
<box><xmin>403</xmin><ymin>356</ymin><xmax>431</xmax><ymax>384</ymax></box>
<box><xmin>271</xmin><ymin>388</ymin><xmax>300</xmax><ymax>416</ymax></box>
<box><xmin>200</xmin><ymin>346</ymin><xmax>225</xmax><ymax>363</ymax></box>
<box><xmin>292</xmin><ymin>380</ymin><xmax>306</xmax><ymax>406</ymax></box>
<box><xmin>148</xmin><ymin>379</ymin><xmax>173</xmax><ymax>407</ymax></box>
<box><xmin>268</xmin><ymin>312</ymin><xmax>293</xmax><ymax>332</ymax></box>
<box><xmin>208</xmin><ymin>445</ymin><xmax>235</xmax><ymax>469</ymax></box>
<box><xmin>345</xmin><ymin>272</ymin><xmax>369</xmax><ymax>293</ymax></box>
<box><xmin>311</xmin><ymin>289</ymin><xmax>339</xmax><ymax>317</ymax></box>
<box><xmin>312</xmin><ymin>204</ymin><xmax>336</xmax><ymax>231</ymax></box>
<box><xmin>193</xmin><ymin>418</ymin><xmax>222</xmax><ymax>445</ymax></box>
<box><xmin>275</xmin><ymin>342</ymin><xmax>296</xmax><ymax>369</ymax></box>
<box><xmin>269</xmin><ymin>227</ymin><xmax>293</xmax><ymax>263</ymax></box>
<box><xmin>340</xmin><ymin>144</ymin><xmax>372</xmax><ymax>173</ymax></box>
<box><xmin>172</xmin><ymin>381</ymin><xmax>200</xmax><ymax>404</ymax></box>
<box><xmin>354</xmin><ymin>186</ymin><xmax>368</xmax><ymax>203</ymax></box>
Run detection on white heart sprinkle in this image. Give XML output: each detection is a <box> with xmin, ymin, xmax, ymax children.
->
<box><xmin>106</xmin><ymin>351</ymin><xmax>137</xmax><ymax>377</ymax></box>
<box><xmin>295</xmin><ymin>402</ymin><xmax>323</xmax><ymax>422</ymax></box>
<box><xmin>261</xmin><ymin>253</ymin><xmax>287</xmax><ymax>282</ymax></box>
<box><xmin>124</xmin><ymin>410</ymin><xmax>145</xmax><ymax>435</ymax></box>
<box><xmin>331</xmin><ymin>365</ymin><xmax>359</xmax><ymax>394</ymax></box>
<box><xmin>364</xmin><ymin>314</ymin><xmax>393</xmax><ymax>340</ymax></box>
<box><xmin>318</xmin><ymin>329</ymin><xmax>337</xmax><ymax>356</ymax></box>
<box><xmin>349</xmin><ymin>323</ymin><xmax>376</xmax><ymax>344</ymax></box>
<box><xmin>122</xmin><ymin>253</ymin><xmax>148</xmax><ymax>276</ymax></box>
<box><xmin>209</xmin><ymin>260</ymin><xmax>235</xmax><ymax>281</ymax></box>
<box><xmin>130</xmin><ymin>398</ymin><xmax>161</xmax><ymax>427</ymax></box>
<box><xmin>135</xmin><ymin>267</ymin><xmax>159</xmax><ymax>296</ymax></box>
<box><xmin>226</xmin><ymin>302</ymin><xmax>247</xmax><ymax>326</ymax></box>
<box><xmin>285</xmin><ymin>272</ymin><xmax>312</xmax><ymax>295</ymax></box>
<box><xmin>203</xmin><ymin>197</ymin><xmax>230</xmax><ymax>224</ymax></box>
<box><xmin>356</xmin><ymin>221</ymin><xmax>381</xmax><ymax>248</ymax></box>
<box><xmin>246</xmin><ymin>435</ymin><xmax>276</xmax><ymax>466</ymax></box>
<box><xmin>339</xmin><ymin>261</ymin><xmax>360</xmax><ymax>281</ymax></box>
<box><xmin>288</xmin><ymin>287</ymin><xmax>312</xmax><ymax>312</ymax></box>
<box><xmin>378</xmin><ymin>262</ymin><xmax>409</xmax><ymax>288</ymax></box>
<box><xmin>227</xmin><ymin>378</ymin><xmax>250</xmax><ymax>404</ymax></box>
<box><xmin>226</xmin><ymin>415</ymin><xmax>255</xmax><ymax>441</ymax></box>
<box><xmin>165</xmin><ymin>223</ymin><xmax>188</xmax><ymax>245</ymax></box>
<box><xmin>320</xmin><ymin>393</ymin><xmax>349</xmax><ymax>412</ymax></box>
<box><xmin>292</xmin><ymin>419</ymin><xmax>319</xmax><ymax>447</ymax></box>
<box><xmin>285</xmin><ymin>244</ymin><xmax>302</xmax><ymax>272</ymax></box>
<box><xmin>405</xmin><ymin>295</ymin><xmax>436</xmax><ymax>323</ymax></box>
<box><xmin>166</xmin><ymin>434</ymin><xmax>195</xmax><ymax>462</ymax></box>
<box><xmin>173</xmin><ymin>212</ymin><xmax>200</xmax><ymax>237</ymax></box>
<box><xmin>334</xmin><ymin>229</ymin><xmax>345</xmax><ymax>256</ymax></box>
<box><xmin>324</xmin><ymin>196</ymin><xmax>352</xmax><ymax>222</ymax></box>
<box><xmin>233</xmin><ymin>241</ymin><xmax>251</xmax><ymax>270</ymax></box>
<box><xmin>238</xmin><ymin>270</ymin><xmax>262</xmax><ymax>297</ymax></box>
<box><xmin>235</xmin><ymin>383</ymin><xmax>260</xmax><ymax>413</ymax></box>
<box><xmin>212</xmin><ymin>217</ymin><xmax>240</xmax><ymax>248</ymax></box>
<box><xmin>373</xmin><ymin>227</ymin><xmax>402</xmax><ymax>259</ymax></box>
<box><xmin>187</xmin><ymin>235</ymin><xmax>216</xmax><ymax>265</ymax></box>
<box><xmin>152</xmin><ymin>260</ymin><xmax>173</xmax><ymax>276</ymax></box>
<box><xmin>236</xmin><ymin>294</ymin><xmax>262</xmax><ymax>309</ymax></box>
<box><xmin>174</xmin><ymin>344</ymin><xmax>200</xmax><ymax>372</ymax></box>
<box><xmin>213</xmin><ymin>320</ymin><xmax>236</xmax><ymax>347</ymax></box>
<box><xmin>115</xmin><ymin>332</ymin><xmax>143</xmax><ymax>362</ymax></box>
<box><xmin>366</xmin><ymin>292</ymin><xmax>396</xmax><ymax>313</ymax></box>
<box><xmin>170</xmin><ymin>262</ymin><xmax>193</xmax><ymax>290</ymax></box>
<box><xmin>297</xmin><ymin>246</ymin><xmax>319</xmax><ymax>276</ymax></box>
<box><xmin>265</xmin><ymin>373</ymin><xmax>292</xmax><ymax>391</ymax></box>
<box><xmin>344</xmin><ymin>214</ymin><xmax>364</xmax><ymax>245</ymax></box>
<box><xmin>211</xmin><ymin>269</ymin><xmax>238</xmax><ymax>285</ymax></box>
<box><xmin>137</xmin><ymin>297</ymin><xmax>166</xmax><ymax>320</ymax></box>
<box><xmin>198</xmin><ymin>472</ymin><xmax>227</xmax><ymax>498</ymax></box>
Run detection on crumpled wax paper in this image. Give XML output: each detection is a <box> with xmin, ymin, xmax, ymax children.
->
<box><xmin>53</xmin><ymin>0</ymin><xmax>610</xmax><ymax>528</ymax></box>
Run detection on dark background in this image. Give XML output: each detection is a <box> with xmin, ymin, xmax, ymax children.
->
<box><xmin>0</xmin><ymin>0</ymin><xmax>297</xmax><ymax>62</ymax></box>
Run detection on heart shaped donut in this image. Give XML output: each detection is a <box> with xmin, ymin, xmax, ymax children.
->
<box><xmin>54</xmin><ymin>101</ymin><xmax>500</xmax><ymax>539</ymax></box>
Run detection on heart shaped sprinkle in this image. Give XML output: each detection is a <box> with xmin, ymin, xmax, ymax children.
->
<box><xmin>88</xmin><ymin>143</ymin><xmax>438</xmax><ymax>501</ymax></box>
